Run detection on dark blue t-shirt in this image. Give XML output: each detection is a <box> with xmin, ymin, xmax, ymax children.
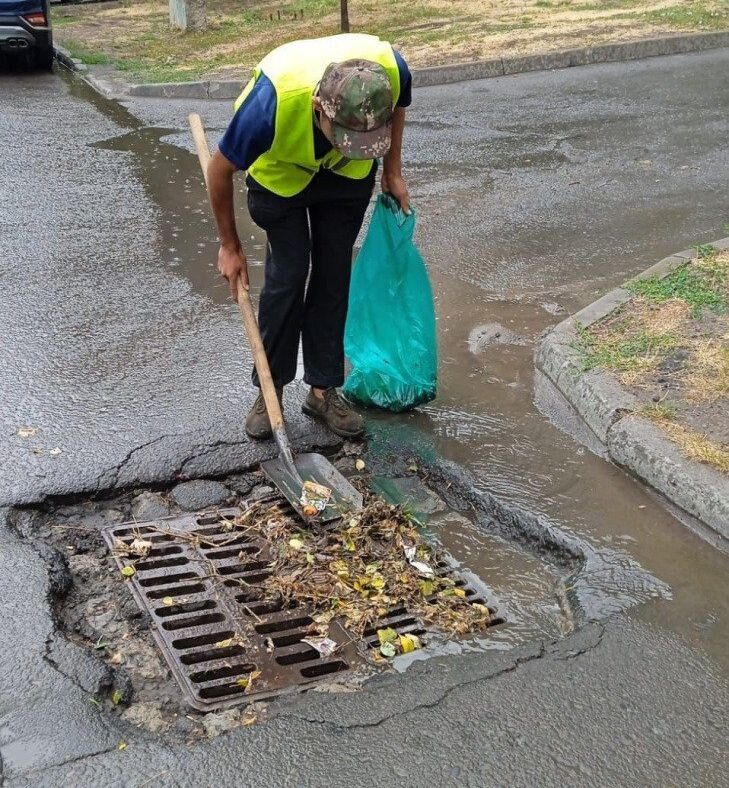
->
<box><xmin>219</xmin><ymin>48</ymin><xmax>412</xmax><ymax>171</ymax></box>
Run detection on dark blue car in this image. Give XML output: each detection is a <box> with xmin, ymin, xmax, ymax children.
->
<box><xmin>0</xmin><ymin>0</ymin><xmax>53</xmax><ymax>69</ymax></box>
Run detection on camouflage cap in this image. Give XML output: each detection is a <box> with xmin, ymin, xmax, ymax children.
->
<box><xmin>318</xmin><ymin>59</ymin><xmax>394</xmax><ymax>159</ymax></box>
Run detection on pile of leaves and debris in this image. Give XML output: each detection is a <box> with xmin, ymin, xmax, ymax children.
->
<box><xmin>114</xmin><ymin>493</ymin><xmax>493</xmax><ymax>662</ymax></box>
<box><xmin>231</xmin><ymin>495</ymin><xmax>493</xmax><ymax>660</ymax></box>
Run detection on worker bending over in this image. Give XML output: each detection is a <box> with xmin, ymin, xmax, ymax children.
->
<box><xmin>207</xmin><ymin>33</ymin><xmax>411</xmax><ymax>440</ymax></box>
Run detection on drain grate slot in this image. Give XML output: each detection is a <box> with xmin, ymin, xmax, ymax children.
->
<box><xmin>161</xmin><ymin>612</ymin><xmax>227</xmax><ymax>631</ymax></box>
<box><xmin>135</xmin><ymin>556</ymin><xmax>190</xmax><ymax>572</ymax></box>
<box><xmin>189</xmin><ymin>663</ymin><xmax>258</xmax><ymax>684</ymax></box>
<box><xmin>103</xmin><ymin>505</ymin><xmax>504</xmax><ymax>711</ymax></box>
<box><xmin>147</xmin><ymin>582</ymin><xmax>206</xmax><ymax>598</ymax></box>
<box><xmin>138</xmin><ymin>570</ymin><xmax>198</xmax><ymax>586</ymax></box>
<box><xmin>155</xmin><ymin>600</ymin><xmax>217</xmax><ymax>617</ymax></box>
<box><xmin>180</xmin><ymin>645</ymin><xmax>246</xmax><ymax>665</ymax></box>
<box><xmin>171</xmin><ymin>630</ymin><xmax>235</xmax><ymax>650</ymax></box>
<box><xmin>300</xmin><ymin>661</ymin><xmax>348</xmax><ymax>678</ymax></box>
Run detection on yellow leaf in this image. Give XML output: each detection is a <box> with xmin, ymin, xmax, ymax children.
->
<box><xmin>215</xmin><ymin>638</ymin><xmax>233</xmax><ymax>649</ymax></box>
<box><xmin>243</xmin><ymin>716</ymin><xmax>257</xmax><ymax>726</ymax></box>
<box><xmin>244</xmin><ymin>669</ymin><xmax>263</xmax><ymax>693</ymax></box>
<box><xmin>441</xmin><ymin>587</ymin><xmax>466</xmax><ymax>598</ymax></box>
<box><xmin>472</xmin><ymin>603</ymin><xmax>490</xmax><ymax>616</ymax></box>
<box><xmin>419</xmin><ymin>580</ymin><xmax>435</xmax><ymax>597</ymax></box>
<box><xmin>330</xmin><ymin>560</ymin><xmax>349</xmax><ymax>578</ymax></box>
<box><xmin>162</xmin><ymin>596</ymin><xmax>174</xmax><ymax>606</ymax></box>
<box><xmin>377</xmin><ymin>627</ymin><xmax>398</xmax><ymax>645</ymax></box>
<box><xmin>117</xmin><ymin>742</ymin><xmax>128</xmax><ymax>751</ymax></box>
<box><xmin>236</xmin><ymin>678</ymin><xmax>249</xmax><ymax>687</ymax></box>
<box><xmin>120</xmin><ymin>566</ymin><xmax>135</xmax><ymax>578</ymax></box>
<box><xmin>369</xmin><ymin>575</ymin><xmax>385</xmax><ymax>592</ymax></box>
<box><xmin>343</xmin><ymin>537</ymin><xmax>356</xmax><ymax>552</ymax></box>
<box><xmin>399</xmin><ymin>633</ymin><xmax>422</xmax><ymax>653</ymax></box>
<box><xmin>288</xmin><ymin>537</ymin><xmax>304</xmax><ymax>550</ymax></box>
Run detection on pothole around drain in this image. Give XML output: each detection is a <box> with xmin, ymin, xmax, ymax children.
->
<box><xmin>103</xmin><ymin>503</ymin><xmax>505</xmax><ymax>712</ymax></box>
<box><xmin>19</xmin><ymin>457</ymin><xmax>579</xmax><ymax>740</ymax></box>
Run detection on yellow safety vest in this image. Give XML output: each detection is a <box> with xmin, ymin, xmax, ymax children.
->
<box><xmin>236</xmin><ymin>34</ymin><xmax>400</xmax><ymax>197</ymax></box>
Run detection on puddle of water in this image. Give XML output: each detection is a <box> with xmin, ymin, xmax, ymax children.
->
<box><xmin>367</xmin><ymin>270</ymin><xmax>729</xmax><ymax>666</ymax></box>
<box><xmin>92</xmin><ymin>126</ymin><xmax>268</xmax><ymax>304</ymax></box>
<box><xmin>430</xmin><ymin>510</ymin><xmax>568</xmax><ymax>647</ymax></box>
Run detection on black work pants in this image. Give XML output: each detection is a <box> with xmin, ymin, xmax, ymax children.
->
<box><xmin>246</xmin><ymin>166</ymin><xmax>376</xmax><ymax>390</ymax></box>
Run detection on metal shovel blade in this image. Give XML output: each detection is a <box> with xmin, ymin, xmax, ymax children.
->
<box><xmin>261</xmin><ymin>452</ymin><xmax>363</xmax><ymax>524</ymax></box>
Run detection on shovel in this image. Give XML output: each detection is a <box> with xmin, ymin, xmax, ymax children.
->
<box><xmin>188</xmin><ymin>113</ymin><xmax>362</xmax><ymax>524</ymax></box>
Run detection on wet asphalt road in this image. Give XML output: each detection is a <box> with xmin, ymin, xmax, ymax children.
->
<box><xmin>1</xmin><ymin>50</ymin><xmax>728</xmax><ymax>784</ymax></box>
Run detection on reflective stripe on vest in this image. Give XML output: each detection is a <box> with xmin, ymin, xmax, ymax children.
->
<box><xmin>236</xmin><ymin>34</ymin><xmax>400</xmax><ymax>197</ymax></box>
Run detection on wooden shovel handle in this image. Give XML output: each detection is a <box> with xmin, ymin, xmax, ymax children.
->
<box><xmin>188</xmin><ymin>112</ymin><xmax>285</xmax><ymax>433</ymax></box>
<box><xmin>235</xmin><ymin>281</ymin><xmax>285</xmax><ymax>432</ymax></box>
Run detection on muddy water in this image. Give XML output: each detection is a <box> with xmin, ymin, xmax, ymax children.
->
<box><xmin>432</xmin><ymin>511</ymin><xmax>568</xmax><ymax>647</ymax></box>
<box><xmin>384</xmin><ymin>268</ymin><xmax>728</xmax><ymax>664</ymax></box>
<box><xmin>89</xmin><ymin>115</ymin><xmax>727</xmax><ymax>668</ymax></box>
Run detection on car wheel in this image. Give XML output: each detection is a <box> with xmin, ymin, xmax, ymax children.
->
<box><xmin>34</xmin><ymin>46</ymin><xmax>54</xmax><ymax>71</ymax></box>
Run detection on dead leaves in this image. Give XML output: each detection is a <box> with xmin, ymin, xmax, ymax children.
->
<box><xmin>376</xmin><ymin>628</ymin><xmax>422</xmax><ymax>658</ymax></box>
<box><xmin>214</xmin><ymin>633</ymin><xmax>246</xmax><ymax>650</ymax></box>
<box><xmin>112</xmin><ymin>534</ymin><xmax>153</xmax><ymax>559</ymax></box>
<box><xmin>399</xmin><ymin>633</ymin><xmax>421</xmax><ymax>654</ymax></box>
<box><xmin>129</xmin><ymin>537</ymin><xmax>153</xmax><ymax>557</ymax></box>
<box><xmin>235</xmin><ymin>669</ymin><xmax>262</xmax><ymax>693</ymax></box>
<box><xmin>232</xmin><ymin>497</ymin><xmax>492</xmax><ymax>665</ymax></box>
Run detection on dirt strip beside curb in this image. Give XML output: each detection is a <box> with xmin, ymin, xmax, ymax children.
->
<box><xmin>55</xmin><ymin>31</ymin><xmax>729</xmax><ymax>100</ymax></box>
<box><xmin>535</xmin><ymin>238</ymin><xmax>729</xmax><ymax>542</ymax></box>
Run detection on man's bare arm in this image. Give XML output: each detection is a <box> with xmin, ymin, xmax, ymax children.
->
<box><xmin>207</xmin><ymin>149</ymin><xmax>249</xmax><ymax>298</ymax></box>
<box><xmin>381</xmin><ymin>106</ymin><xmax>410</xmax><ymax>214</ymax></box>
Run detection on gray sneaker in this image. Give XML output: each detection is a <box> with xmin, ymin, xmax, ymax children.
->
<box><xmin>302</xmin><ymin>388</ymin><xmax>364</xmax><ymax>438</ymax></box>
<box><xmin>245</xmin><ymin>389</ymin><xmax>283</xmax><ymax>441</ymax></box>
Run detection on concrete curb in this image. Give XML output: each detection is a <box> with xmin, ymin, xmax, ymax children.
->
<box><xmin>535</xmin><ymin>238</ymin><xmax>729</xmax><ymax>542</ymax></box>
<box><xmin>54</xmin><ymin>30</ymin><xmax>729</xmax><ymax>99</ymax></box>
<box><xmin>53</xmin><ymin>43</ymin><xmax>122</xmax><ymax>98</ymax></box>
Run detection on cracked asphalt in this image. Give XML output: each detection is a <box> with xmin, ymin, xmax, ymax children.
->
<box><xmin>1</xmin><ymin>49</ymin><xmax>728</xmax><ymax>785</ymax></box>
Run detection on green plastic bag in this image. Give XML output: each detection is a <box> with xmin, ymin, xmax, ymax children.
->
<box><xmin>343</xmin><ymin>194</ymin><xmax>437</xmax><ymax>412</ymax></box>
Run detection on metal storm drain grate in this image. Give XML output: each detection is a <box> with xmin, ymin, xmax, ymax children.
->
<box><xmin>103</xmin><ymin>506</ymin><xmax>503</xmax><ymax>711</ymax></box>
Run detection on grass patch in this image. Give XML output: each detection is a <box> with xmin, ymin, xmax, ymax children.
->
<box><xmin>641</xmin><ymin>1</ymin><xmax>729</xmax><ymax>28</ymax></box>
<box><xmin>641</xmin><ymin>402</ymin><xmax>678</xmax><ymax>420</ymax></box>
<box><xmin>579</xmin><ymin>250</ymin><xmax>728</xmax><ymax>474</ymax></box>
<box><xmin>643</xmin><ymin>409</ymin><xmax>729</xmax><ymax>473</ymax></box>
<box><xmin>684</xmin><ymin>340</ymin><xmax>729</xmax><ymax>402</ymax></box>
<box><xmin>627</xmin><ymin>251</ymin><xmax>727</xmax><ymax>318</ymax></box>
<box><xmin>63</xmin><ymin>41</ymin><xmax>112</xmax><ymax>66</ymax></box>
<box><xmin>576</xmin><ymin>320</ymin><xmax>681</xmax><ymax>376</ymax></box>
